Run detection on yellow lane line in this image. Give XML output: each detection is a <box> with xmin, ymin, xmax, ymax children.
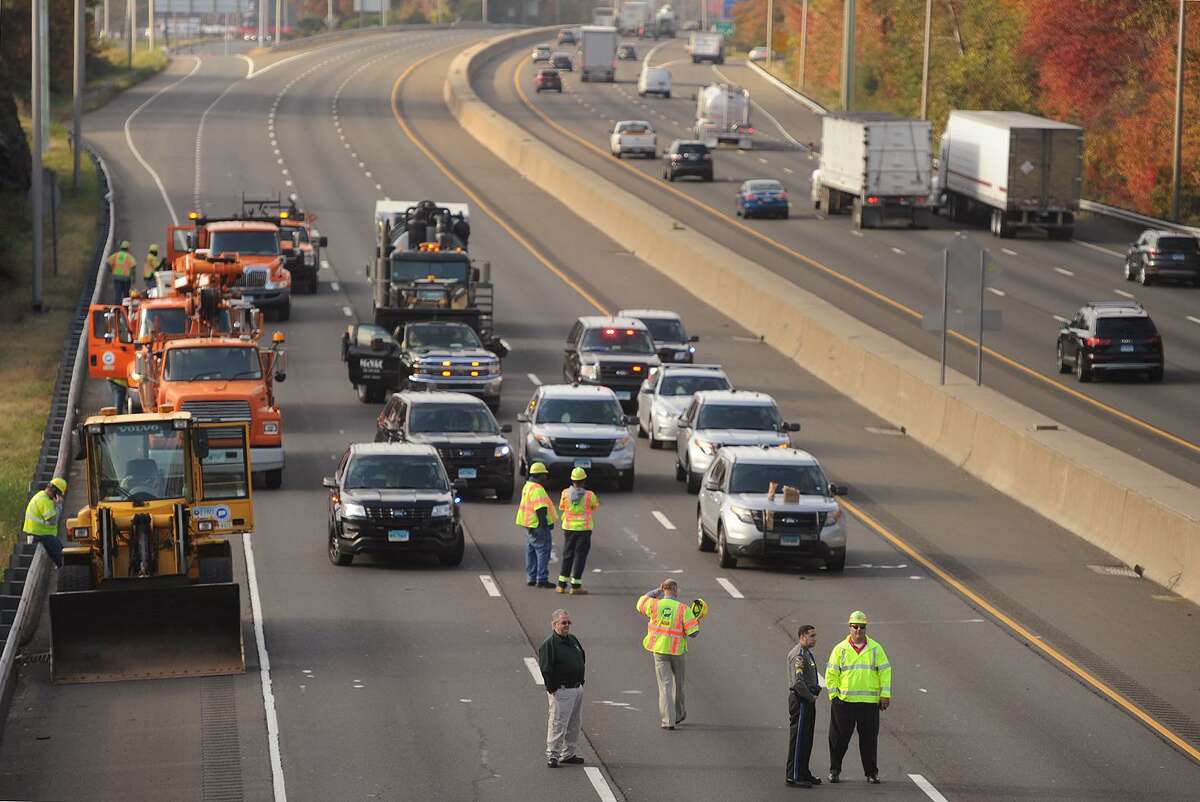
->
<box><xmin>507</xmin><ymin>52</ymin><xmax>1200</xmax><ymax>458</ymax></box>
<box><xmin>841</xmin><ymin>498</ymin><xmax>1200</xmax><ymax>764</ymax></box>
<box><xmin>390</xmin><ymin>48</ymin><xmax>609</xmax><ymax>316</ymax></box>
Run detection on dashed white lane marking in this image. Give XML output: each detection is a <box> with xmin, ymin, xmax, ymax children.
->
<box><xmin>585</xmin><ymin>766</ymin><xmax>620</xmax><ymax>802</ymax></box>
<box><xmin>320</xmin><ymin>260</ymin><xmax>330</xmax><ymax>269</ymax></box>
<box><xmin>783</xmin><ymin>167</ymin><xmax>794</xmax><ymax>174</ymax></box>
<box><xmin>341</xmin><ymin>305</ymin><xmax>353</xmax><ymax>317</ymax></box>
<box><xmin>1053</xmin><ymin>314</ymin><xmax>1070</xmax><ymax>323</ymax></box>
<box><xmin>242</xmin><ymin>534</ymin><xmax>288</xmax><ymax>801</ymax></box>
<box><xmin>651</xmin><ymin>511</ymin><xmax>676</xmax><ymax>530</ymax></box>
<box><xmin>851</xmin><ymin>230</ymin><xmax>863</xmax><ymax>237</ymax></box>
<box><xmin>1000</xmin><ymin>247</ymin><xmax>1018</xmax><ymax>256</ymax></box>
<box><xmin>1054</xmin><ymin>267</ymin><xmax>1074</xmax><ymax>276</ymax></box>
<box><xmin>523</xmin><ymin>657</ymin><xmax>544</xmax><ymax>685</ymax></box>
<box><xmin>909</xmin><ymin>774</ymin><xmax>950</xmax><ymax>802</ymax></box>
<box><xmin>527</xmin><ymin>373</ymin><xmax>542</xmax><ymax>386</ymax></box>
<box><xmin>715</xmin><ymin>577</ymin><xmax>744</xmax><ymax>599</ymax></box>
<box><xmin>124</xmin><ymin>56</ymin><xmax>202</xmax><ymax>225</ymax></box>
<box><xmin>1187</xmin><ymin>316</ymin><xmax>1200</xmax><ymax>325</ymax></box>
<box><xmin>987</xmin><ymin>287</ymin><xmax>1006</xmax><ymax>297</ymax></box>
<box><xmin>891</xmin><ymin>247</ymin><xmax>906</xmax><ymax>255</ymax></box>
<box><xmin>330</xmin><ymin>281</ymin><xmax>340</xmax><ymax>292</ymax></box>
<box><xmin>757</xmin><ymin>157</ymin><xmax>768</xmax><ymax>164</ymax></box>
<box><xmin>479</xmin><ymin>575</ymin><xmax>502</xmax><ymax>598</ymax></box>
<box><xmin>1113</xmin><ymin>289</ymin><xmax>1135</xmax><ymax>299</ymax></box>
<box><xmin>1073</xmin><ymin>239</ymin><xmax>1125</xmax><ymax>258</ymax></box>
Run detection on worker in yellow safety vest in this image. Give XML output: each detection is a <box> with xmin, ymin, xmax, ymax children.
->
<box><xmin>107</xmin><ymin>240</ymin><xmax>136</xmax><ymax>303</ymax></box>
<box><xmin>515</xmin><ymin>462</ymin><xmax>557</xmax><ymax>588</ymax></box>
<box><xmin>143</xmin><ymin>244</ymin><xmax>165</xmax><ymax>289</ymax></box>
<box><xmin>23</xmin><ymin>478</ymin><xmax>67</xmax><ymax>568</ymax></box>
<box><xmin>636</xmin><ymin>578</ymin><xmax>700</xmax><ymax>729</ymax></box>
<box><xmin>556</xmin><ymin>467</ymin><xmax>599</xmax><ymax>595</ymax></box>
<box><xmin>825</xmin><ymin>610</ymin><xmax>892</xmax><ymax>784</ymax></box>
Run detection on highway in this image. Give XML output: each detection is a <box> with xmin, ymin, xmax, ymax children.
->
<box><xmin>479</xmin><ymin>34</ymin><xmax>1200</xmax><ymax>488</ymax></box>
<box><xmin>1</xmin><ymin>26</ymin><xmax>1198</xmax><ymax>802</ymax></box>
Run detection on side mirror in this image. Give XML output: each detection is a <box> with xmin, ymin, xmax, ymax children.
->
<box><xmin>192</xmin><ymin>429</ymin><xmax>210</xmax><ymax>461</ymax></box>
<box><xmin>500</xmin><ymin>423</ymin><xmax>513</xmax><ymax>433</ymax></box>
<box><xmin>703</xmin><ymin>479</ymin><xmax>720</xmax><ymax>491</ymax></box>
<box><xmin>785</xmin><ymin>422</ymin><xmax>801</xmax><ymax>432</ymax></box>
<box><xmin>322</xmin><ymin>477</ymin><xmax>338</xmax><ymax>489</ymax></box>
<box><xmin>516</xmin><ymin>412</ymin><xmax>530</xmax><ymax>423</ymax></box>
<box><xmin>829</xmin><ymin>484</ymin><xmax>847</xmax><ymax>497</ymax></box>
<box><xmin>678</xmin><ymin>416</ymin><xmax>689</xmax><ymax>427</ymax></box>
<box><xmin>274</xmin><ymin>371</ymin><xmax>286</xmax><ymax>383</ymax></box>
<box><xmin>623</xmin><ymin>414</ymin><xmax>639</xmax><ymax>426</ymax></box>
<box><xmin>319</xmin><ymin>235</ymin><xmax>328</xmax><ymax>247</ymax></box>
<box><xmin>689</xmin><ymin>335</ymin><xmax>700</xmax><ymax>343</ymax></box>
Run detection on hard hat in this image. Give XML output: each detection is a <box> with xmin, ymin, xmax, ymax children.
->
<box><xmin>848</xmin><ymin>610</ymin><xmax>869</xmax><ymax>625</ymax></box>
<box><xmin>120</xmin><ymin>240</ymin><xmax>131</xmax><ymax>250</ymax></box>
<box><xmin>529</xmin><ymin>462</ymin><xmax>549</xmax><ymax>475</ymax></box>
<box><xmin>691</xmin><ymin>598</ymin><xmax>709</xmax><ymax>621</ymax></box>
<box><xmin>49</xmin><ymin>477</ymin><xmax>68</xmax><ymax>495</ymax></box>
<box><xmin>148</xmin><ymin>244</ymin><xmax>159</xmax><ymax>253</ymax></box>
<box><xmin>570</xmin><ymin>467</ymin><xmax>587</xmax><ymax>481</ymax></box>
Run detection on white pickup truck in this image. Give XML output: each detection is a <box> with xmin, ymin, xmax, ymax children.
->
<box><xmin>610</xmin><ymin>120</ymin><xmax>657</xmax><ymax>159</ymax></box>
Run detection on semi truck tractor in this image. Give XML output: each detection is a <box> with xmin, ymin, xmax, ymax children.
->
<box><xmin>812</xmin><ymin>112</ymin><xmax>934</xmax><ymax>229</ymax></box>
<box><xmin>579</xmin><ymin>25</ymin><xmax>618</xmax><ymax>82</ymax></box>
<box><xmin>694</xmin><ymin>83</ymin><xmax>754</xmax><ymax>148</ymax></box>
<box><xmin>937</xmin><ymin>110</ymin><xmax>1083</xmax><ymax>239</ymax></box>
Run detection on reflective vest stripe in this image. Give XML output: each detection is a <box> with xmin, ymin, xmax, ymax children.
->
<box><xmin>22</xmin><ymin>491</ymin><xmax>59</xmax><ymax>536</ymax></box>
<box><xmin>515</xmin><ymin>481</ymin><xmax>557</xmax><ymax>527</ymax></box>
<box><xmin>143</xmin><ymin>255</ymin><xmax>159</xmax><ymax>278</ymax></box>
<box><xmin>559</xmin><ymin>489</ymin><xmax>598</xmax><ymax>531</ymax></box>
<box><xmin>825</xmin><ymin>638</ymin><xmax>892</xmax><ymax>703</ymax></box>
<box><xmin>638</xmin><ymin>596</ymin><xmax>698</xmax><ymax>656</ymax></box>
<box><xmin>109</xmin><ymin>251</ymin><xmax>135</xmax><ymax>277</ymax></box>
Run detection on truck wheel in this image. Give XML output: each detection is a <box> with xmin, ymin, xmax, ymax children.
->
<box><xmin>1056</xmin><ymin>343</ymin><xmax>1071</xmax><ymax>374</ymax></box>
<box><xmin>1138</xmin><ymin>266</ymin><xmax>1152</xmax><ymax>286</ymax></box>
<box><xmin>265</xmin><ymin>469</ymin><xmax>283</xmax><ymax>489</ymax></box>
<box><xmin>664</xmin><ymin>91</ymin><xmax>670</xmax><ymax>99</ymax></box>
<box><xmin>1148</xmin><ymin>366</ymin><xmax>1164</xmax><ymax>383</ymax></box>
<box><xmin>278</xmin><ymin>300</ymin><xmax>291</xmax><ymax>321</ymax></box>
<box><xmin>686</xmin><ymin>468</ymin><xmax>701</xmax><ymax>494</ymax></box>
<box><xmin>618</xmin><ymin>468</ymin><xmax>635</xmax><ymax>492</ymax></box>
<box><xmin>696</xmin><ymin>515</ymin><xmax>715</xmax><ymax>552</ymax></box>
<box><xmin>825</xmin><ymin>549</ymin><xmax>846</xmax><ymax>573</ymax></box>
<box><xmin>438</xmin><ymin>529</ymin><xmax>465</xmax><ymax>567</ymax></box>
<box><xmin>328</xmin><ymin>527</ymin><xmax>353</xmax><ymax>566</ymax></box>
<box><xmin>59</xmin><ymin>564</ymin><xmax>94</xmax><ymax>592</ymax></box>
<box><xmin>1075</xmin><ymin>353</ymin><xmax>1093</xmax><ymax>383</ymax></box>
<box><xmin>199</xmin><ymin>543</ymin><xmax>234</xmax><ymax>583</ymax></box>
<box><xmin>717</xmin><ymin>527</ymin><xmax>737</xmax><ymax>569</ymax></box>
<box><xmin>495</xmin><ymin>480</ymin><xmax>515</xmax><ymax>502</ymax></box>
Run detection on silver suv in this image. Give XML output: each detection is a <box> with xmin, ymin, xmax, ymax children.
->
<box><xmin>675</xmin><ymin>390</ymin><xmax>799</xmax><ymax>493</ymax></box>
<box><xmin>516</xmin><ymin>384</ymin><xmax>639</xmax><ymax>490</ymax></box>
<box><xmin>636</xmin><ymin>364</ymin><xmax>730</xmax><ymax>449</ymax></box>
<box><xmin>697</xmin><ymin>446</ymin><xmax>847</xmax><ymax>571</ymax></box>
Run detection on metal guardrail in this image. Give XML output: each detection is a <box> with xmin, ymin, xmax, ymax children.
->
<box><xmin>0</xmin><ymin>146</ymin><xmax>115</xmax><ymax>736</ymax></box>
<box><xmin>745</xmin><ymin>59</ymin><xmax>1200</xmax><ymax>237</ymax></box>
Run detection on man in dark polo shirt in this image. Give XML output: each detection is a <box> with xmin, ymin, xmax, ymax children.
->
<box><xmin>538</xmin><ymin>608</ymin><xmax>586</xmax><ymax>768</ymax></box>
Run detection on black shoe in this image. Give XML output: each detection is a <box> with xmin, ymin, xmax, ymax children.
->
<box><xmin>560</xmin><ymin>756</ymin><xmax>584</xmax><ymax>765</ymax></box>
<box><xmin>867</xmin><ymin>774</ymin><xmax>881</xmax><ymax>784</ymax></box>
<box><xmin>829</xmin><ymin>770</ymin><xmax>840</xmax><ymax>784</ymax></box>
<box><xmin>785</xmin><ymin>779</ymin><xmax>812</xmax><ymax>788</ymax></box>
<box><xmin>547</xmin><ymin>757</ymin><xmax>558</xmax><ymax>768</ymax></box>
<box><xmin>527</xmin><ymin>579</ymin><xmax>536</xmax><ymax>586</ymax></box>
<box><xmin>802</xmin><ymin>776</ymin><xmax>822</xmax><ymax>785</ymax></box>
<box><xmin>537</xmin><ymin>581</ymin><xmax>556</xmax><ymax>588</ymax></box>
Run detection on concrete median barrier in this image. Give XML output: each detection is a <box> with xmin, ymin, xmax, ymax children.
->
<box><xmin>444</xmin><ymin>31</ymin><xmax>1200</xmax><ymax>604</ymax></box>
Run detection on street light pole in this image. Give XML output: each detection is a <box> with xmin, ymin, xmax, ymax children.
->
<box><xmin>919</xmin><ymin>0</ymin><xmax>932</xmax><ymax>119</ymax></box>
<box><xmin>840</xmin><ymin>0</ymin><xmax>855</xmax><ymax>111</ymax></box>
<box><xmin>127</xmin><ymin>0</ymin><xmax>134</xmax><ymax>68</ymax></box>
<box><xmin>765</xmin><ymin>0</ymin><xmax>773</xmax><ymax>69</ymax></box>
<box><xmin>1172</xmin><ymin>0</ymin><xmax>1189</xmax><ymax>222</ymax></box>
<box><xmin>32</xmin><ymin>0</ymin><xmax>46</xmax><ymax>311</ymax></box>
<box><xmin>73</xmin><ymin>0</ymin><xmax>84</xmax><ymax>188</ymax></box>
<box><xmin>798</xmin><ymin>0</ymin><xmax>808</xmax><ymax>89</ymax></box>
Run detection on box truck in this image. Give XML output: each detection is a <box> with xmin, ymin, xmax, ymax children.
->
<box><xmin>579</xmin><ymin>25</ymin><xmax>618</xmax><ymax>82</ymax></box>
<box><xmin>688</xmin><ymin>31</ymin><xmax>724</xmax><ymax>63</ymax></box>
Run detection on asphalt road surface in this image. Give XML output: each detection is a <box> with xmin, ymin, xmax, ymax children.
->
<box><xmin>1</xmin><ymin>27</ymin><xmax>1198</xmax><ymax>802</ymax></box>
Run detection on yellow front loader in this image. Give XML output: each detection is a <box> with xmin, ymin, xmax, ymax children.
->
<box><xmin>53</xmin><ymin>409</ymin><xmax>255</xmax><ymax>683</ymax></box>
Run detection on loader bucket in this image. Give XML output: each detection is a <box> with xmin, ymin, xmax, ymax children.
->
<box><xmin>49</xmin><ymin>583</ymin><xmax>244</xmax><ymax>684</ymax></box>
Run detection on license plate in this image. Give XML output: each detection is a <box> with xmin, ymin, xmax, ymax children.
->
<box><xmin>674</xmin><ymin>352</ymin><xmax>688</xmax><ymax>361</ymax></box>
<box><xmin>458</xmin><ymin>468</ymin><xmax>477</xmax><ymax>479</ymax></box>
<box><xmin>615</xmin><ymin>391</ymin><xmax>632</xmax><ymax>400</ymax></box>
<box><xmin>1121</xmin><ymin>344</ymin><xmax>1134</xmax><ymax>353</ymax></box>
<box><xmin>1172</xmin><ymin>253</ymin><xmax>1186</xmax><ymax>261</ymax></box>
<box><xmin>780</xmin><ymin>535</ymin><xmax>801</xmax><ymax>547</ymax></box>
<box><xmin>388</xmin><ymin>529</ymin><xmax>410</xmax><ymax>542</ymax></box>
<box><xmin>574</xmin><ymin>459</ymin><xmax>592</xmax><ymax>469</ymax></box>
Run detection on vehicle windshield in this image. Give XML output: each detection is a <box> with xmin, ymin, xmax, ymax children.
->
<box><xmin>1097</xmin><ymin>317</ymin><xmax>1159</xmax><ymax>338</ymax></box>
<box><xmin>93</xmin><ymin>421</ymin><xmax>188</xmax><ymax>502</ymax></box>
<box><xmin>209</xmin><ymin>230</ymin><xmax>279</xmax><ymax>256</ymax></box>
<box><xmin>280</xmin><ymin>228</ymin><xmax>308</xmax><ymax>244</ymax></box>
<box><xmin>660</xmin><ymin>374</ymin><xmax>730</xmax><ymax>396</ymax></box>
<box><xmin>536</xmin><ymin>398</ymin><xmax>624</xmax><ymax>426</ymax></box>
<box><xmin>580</xmin><ymin>327</ymin><xmax>656</xmax><ymax>354</ymax></box>
<box><xmin>729</xmin><ymin>463</ymin><xmax>827</xmax><ymax>495</ymax></box>
<box><xmin>137</xmin><ymin>307</ymin><xmax>188</xmax><ymax>338</ymax></box>
<box><xmin>696</xmin><ymin>403</ymin><xmax>781</xmax><ymax>430</ymax></box>
<box><xmin>344</xmin><ymin>455</ymin><xmax>448</xmax><ymax>490</ymax></box>
<box><xmin>676</xmin><ymin>143</ymin><xmax>707</xmax><ymax>154</ymax></box>
<box><xmin>388</xmin><ymin>258</ymin><xmax>470</xmax><ymax>283</ymax></box>
<box><xmin>410</xmin><ymin>403</ymin><xmax>498</xmax><ymax>434</ymax></box>
<box><xmin>355</xmin><ymin>324</ymin><xmax>398</xmax><ymax>348</ymax></box>
<box><xmin>406</xmin><ymin>324</ymin><xmax>483</xmax><ymax>349</ymax></box>
<box><xmin>617</xmin><ymin>121</ymin><xmax>652</xmax><ymax>133</ymax></box>
<box><xmin>638</xmin><ymin>318</ymin><xmax>687</xmax><ymax>342</ymax></box>
<box><xmin>164</xmin><ymin>346</ymin><xmax>262</xmax><ymax>381</ymax></box>
<box><xmin>1156</xmin><ymin>237</ymin><xmax>1199</xmax><ymax>253</ymax></box>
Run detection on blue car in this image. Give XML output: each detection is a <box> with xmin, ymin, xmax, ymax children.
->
<box><xmin>736</xmin><ymin>179</ymin><xmax>790</xmax><ymax>219</ymax></box>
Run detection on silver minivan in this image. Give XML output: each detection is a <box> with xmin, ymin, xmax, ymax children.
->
<box><xmin>638</xmin><ymin>66</ymin><xmax>671</xmax><ymax>98</ymax></box>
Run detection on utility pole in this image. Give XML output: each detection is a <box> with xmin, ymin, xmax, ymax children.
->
<box><xmin>274</xmin><ymin>0</ymin><xmax>280</xmax><ymax>44</ymax></box>
<box><xmin>32</xmin><ymin>0</ymin><xmax>46</xmax><ymax>311</ymax></box>
<box><xmin>73</xmin><ymin>0</ymin><xmax>85</xmax><ymax>188</ymax></box>
<box><xmin>258</xmin><ymin>0</ymin><xmax>264</xmax><ymax>45</ymax></box>
<box><xmin>482</xmin><ymin>0</ymin><xmax>487</xmax><ymax>24</ymax></box>
<box><xmin>798</xmin><ymin>0</ymin><xmax>808</xmax><ymax>89</ymax></box>
<box><xmin>127</xmin><ymin>0</ymin><xmax>134</xmax><ymax>67</ymax></box>
<box><xmin>765</xmin><ymin>0</ymin><xmax>773</xmax><ymax>69</ymax></box>
<box><xmin>840</xmin><ymin>0</ymin><xmax>855</xmax><ymax>111</ymax></box>
<box><xmin>919</xmin><ymin>0</ymin><xmax>932</xmax><ymax>119</ymax></box>
<box><xmin>103</xmin><ymin>0</ymin><xmax>110</xmax><ymax>38</ymax></box>
<box><xmin>149</xmin><ymin>0</ymin><xmax>155</xmax><ymax>51</ymax></box>
<box><xmin>327</xmin><ymin>0</ymin><xmax>334</xmax><ymax>29</ymax></box>
<box><xmin>1172</xmin><ymin>0</ymin><xmax>1190</xmax><ymax>222</ymax></box>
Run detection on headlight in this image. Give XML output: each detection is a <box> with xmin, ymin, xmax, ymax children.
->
<box><xmin>263</xmin><ymin>421</ymin><xmax>279</xmax><ymax>435</ymax></box>
<box><xmin>71</xmin><ymin>527</ymin><xmax>89</xmax><ymax>540</ymax></box>
<box><xmin>654</xmin><ymin>407</ymin><xmax>676</xmax><ymax>419</ymax></box>
<box><xmin>494</xmin><ymin>444</ymin><xmax>511</xmax><ymax>458</ymax></box>
<box><xmin>729</xmin><ymin>505</ymin><xmax>756</xmax><ymax>524</ymax></box>
<box><xmin>431</xmin><ymin>503</ymin><xmax>452</xmax><ymax>517</ymax></box>
<box><xmin>614</xmin><ymin>434</ymin><xmax>632</xmax><ymax>449</ymax></box>
<box><xmin>264</xmin><ymin>279</ymin><xmax>280</xmax><ymax>290</ymax></box>
<box><xmin>579</xmin><ymin>363</ymin><xmax>600</xmax><ymax>380</ymax></box>
<box><xmin>533</xmin><ymin>433</ymin><xmax>553</xmax><ymax>449</ymax></box>
<box><xmin>695</xmin><ymin>439</ymin><xmax>716</xmax><ymax>455</ymax></box>
<box><xmin>823</xmin><ymin>507</ymin><xmax>843</xmax><ymax>527</ymax></box>
<box><xmin>342</xmin><ymin>502</ymin><xmax>367</xmax><ymax>518</ymax></box>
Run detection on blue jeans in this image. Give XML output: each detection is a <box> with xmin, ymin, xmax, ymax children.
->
<box><xmin>113</xmin><ymin>276</ymin><xmax>131</xmax><ymax>304</ymax></box>
<box><xmin>525</xmin><ymin>526</ymin><xmax>552</xmax><ymax>583</ymax></box>
<box><xmin>33</xmin><ymin>534</ymin><xmax>64</xmax><ymax>569</ymax></box>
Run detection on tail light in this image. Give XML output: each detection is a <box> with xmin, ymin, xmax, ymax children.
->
<box><xmin>1084</xmin><ymin>337</ymin><xmax>1111</xmax><ymax>348</ymax></box>
<box><xmin>1146</xmin><ymin>335</ymin><xmax>1162</xmax><ymax>345</ymax></box>
<box><xmin>702</xmin><ymin>153</ymin><xmax>712</xmax><ymax>160</ymax></box>
<box><xmin>745</xmin><ymin>194</ymin><xmax>758</xmax><ymax>201</ymax></box>
<box><xmin>866</xmin><ymin>196</ymin><xmax>880</xmax><ymax>205</ymax></box>
<box><xmin>779</xmin><ymin>192</ymin><xmax>789</xmax><ymax>201</ymax></box>
<box><xmin>1146</xmin><ymin>248</ymin><xmax>1159</xmax><ymax>256</ymax></box>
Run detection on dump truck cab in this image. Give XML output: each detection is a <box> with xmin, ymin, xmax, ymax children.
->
<box><xmin>55</xmin><ymin>410</ymin><xmax>254</xmax><ymax>683</ymax></box>
<box><xmin>169</xmin><ymin>213</ymin><xmax>293</xmax><ymax>320</ymax></box>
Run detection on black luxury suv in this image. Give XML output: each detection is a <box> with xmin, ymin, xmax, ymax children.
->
<box><xmin>1056</xmin><ymin>300</ymin><xmax>1164</xmax><ymax>383</ymax></box>
<box><xmin>663</xmin><ymin>140</ymin><xmax>713</xmax><ymax>182</ymax></box>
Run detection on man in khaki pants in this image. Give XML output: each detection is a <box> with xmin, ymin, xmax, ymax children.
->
<box><xmin>636</xmin><ymin>579</ymin><xmax>701</xmax><ymax>729</ymax></box>
<box><xmin>538</xmin><ymin>609</ymin><xmax>586</xmax><ymax>768</ymax></box>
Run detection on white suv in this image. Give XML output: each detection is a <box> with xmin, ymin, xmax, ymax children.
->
<box><xmin>636</xmin><ymin>364</ymin><xmax>730</xmax><ymax>449</ymax></box>
<box><xmin>675</xmin><ymin>390</ymin><xmax>799</xmax><ymax>493</ymax></box>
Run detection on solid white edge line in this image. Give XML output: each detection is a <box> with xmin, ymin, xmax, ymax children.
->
<box><xmin>1187</xmin><ymin>316</ymin><xmax>1200</xmax><ymax>325</ymax></box>
<box><xmin>523</xmin><ymin>656</ymin><xmax>544</xmax><ymax>685</ymax></box>
<box><xmin>908</xmin><ymin>773</ymin><xmax>950</xmax><ymax>802</ymax></box>
<box><xmin>1113</xmin><ymin>289</ymin><xmax>1135</xmax><ymax>298</ymax></box>
<box><xmin>124</xmin><ymin>56</ymin><xmax>202</xmax><ymax>225</ymax></box>
<box><xmin>715</xmin><ymin>577</ymin><xmax>744</xmax><ymax>599</ymax></box>
<box><xmin>1053</xmin><ymin>267</ymin><xmax>1074</xmax><ymax>276</ymax></box>
<box><xmin>527</xmin><ymin>373</ymin><xmax>542</xmax><ymax>386</ymax></box>
<box><xmin>1073</xmin><ymin>238</ymin><xmax>1125</xmax><ymax>258</ymax></box>
<box><xmin>478</xmin><ymin>574</ymin><xmax>502</xmax><ymax>598</ymax></box>
<box><xmin>584</xmin><ymin>766</ymin><xmax>620</xmax><ymax>802</ymax></box>
<box><xmin>651</xmin><ymin>511</ymin><xmax>676</xmax><ymax>530</ymax></box>
<box><xmin>243</xmin><ymin>534</ymin><xmax>288</xmax><ymax>802</ymax></box>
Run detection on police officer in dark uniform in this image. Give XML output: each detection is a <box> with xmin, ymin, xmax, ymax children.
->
<box><xmin>786</xmin><ymin>624</ymin><xmax>822</xmax><ymax>787</ymax></box>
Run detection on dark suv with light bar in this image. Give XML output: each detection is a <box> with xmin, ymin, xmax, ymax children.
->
<box><xmin>563</xmin><ymin>316</ymin><xmax>662</xmax><ymax>411</ymax></box>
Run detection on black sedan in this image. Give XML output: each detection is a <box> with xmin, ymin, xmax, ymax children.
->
<box><xmin>551</xmin><ymin>52</ymin><xmax>574</xmax><ymax>71</ymax></box>
<box><xmin>325</xmin><ymin>443</ymin><xmax>466</xmax><ymax>567</ymax></box>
